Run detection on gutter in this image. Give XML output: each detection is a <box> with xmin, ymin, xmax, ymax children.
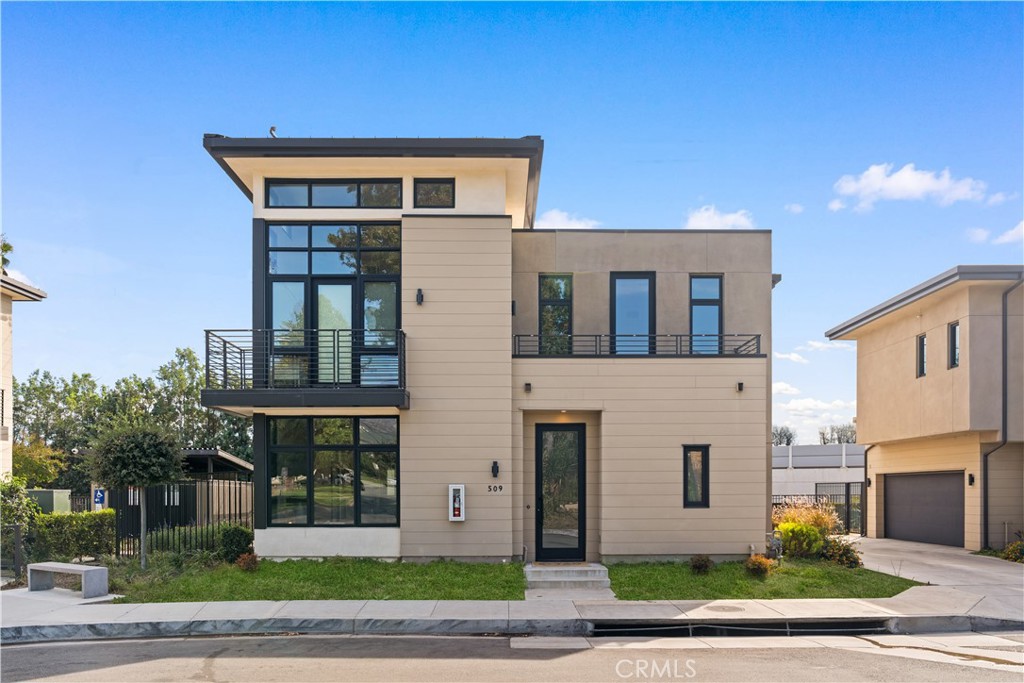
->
<box><xmin>982</xmin><ymin>274</ymin><xmax>1023</xmax><ymax>549</ymax></box>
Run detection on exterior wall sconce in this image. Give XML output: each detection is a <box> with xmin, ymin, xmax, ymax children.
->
<box><xmin>524</xmin><ymin>383</ymin><xmax>532</xmax><ymax>393</ymax></box>
<box><xmin>866</xmin><ymin>477</ymin><xmax>872</xmax><ymax>487</ymax></box>
<box><xmin>492</xmin><ymin>461</ymin><xmax>500</xmax><ymax>478</ymax></box>
<box><xmin>736</xmin><ymin>381</ymin><xmax>744</xmax><ymax>392</ymax></box>
<box><xmin>968</xmin><ymin>473</ymin><xmax>975</xmax><ymax>486</ymax></box>
<box><xmin>416</xmin><ymin>288</ymin><xmax>424</xmax><ymax>305</ymax></box>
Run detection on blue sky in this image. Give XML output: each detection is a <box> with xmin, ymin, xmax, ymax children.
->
<box><xmin>3</xmin><ymin>2</ymin><xmax>1022</xmax><ymax>442</ymax></box>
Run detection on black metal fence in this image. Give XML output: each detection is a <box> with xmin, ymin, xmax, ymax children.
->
<box><xmin>112</xmin><ymin>474</ymin><xmax>253</xmax><ymax>557</ymax></box>
<box><xmin>0</xmin><ymin>525</ymin><xmax>26</xmax><ymax>581</ymax></box>
<box><xmin>513</xmin><ymin>333</ymin><xmax>761</xmax><ymax>357</ymax></box>
<box><xmin>772</xmin><ymin>482</ymin><xmax>864</xmax><ymax>535</ymax></box>
<box><xmin>70</xmin><ymin>495</ymin><xmax>91</xmax><ymax>513</ymax></box>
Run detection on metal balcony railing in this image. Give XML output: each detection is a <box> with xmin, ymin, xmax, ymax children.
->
<box><xmin>205</xmin><ymin>329</ymin><xmax>406</xmax><ymax>390</ymax></box>
<box><xmin>512</xmin><ymin>333</ymin><xmax>761</xmax><ymax>357</ymax></box>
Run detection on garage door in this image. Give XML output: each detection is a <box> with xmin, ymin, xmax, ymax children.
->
<box><xmin>884</xmin><ymin>472</ymin><xmax>965</xmax><ymax>546</ymax></box>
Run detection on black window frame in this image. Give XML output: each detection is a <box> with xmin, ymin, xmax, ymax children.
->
<box><xmin>683</xmin><ymin>444</ymin><xmax>710</xmax><ymax>508</ymax></box>
<box><xmin>413</xmin><ymin>178</ymin><xmax>456</xmax><ymax>209</ymax></box>
<box><xmin>266</xmin><ymin>416</ymin><xmax>400</xmax><ymax>528</ymax></box>
<box><xmin>948</xmin><ymin>321</ymin><xmax>960</xmax><ymax>369</ymax></box>
<box><xmin>610</xmin><ymin>271</ymin><xmax>657</xmax><ymax>355</ymax></box>
<box><xmin>538</xmin><ymin>273</ymin><xmax>573</xmax><ymax>356</ymax></box>
<box><xmin>690</xmin><ymin>274</ymin><xmax>724</xmax><ymax>355</ymax></box>
<box><xmin>916</xmin><ymin>333</ymin><xmax>927</xmax><ymax>378</ymax></box>
<box><xmin>265</xmin><ymin>179</ymin><xmax>403</xmax><ymax>209</ymax></box>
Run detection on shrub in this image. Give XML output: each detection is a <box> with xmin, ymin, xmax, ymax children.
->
<box><xmin>772</xmin><ymin>497</ymin><xmax>841</xmax><ymax>535</ymax></box>
<box><xmin>218</xmin><ymin>524</ymin><xmax>254</xmax><ymax>563</ymax></box>
<box><xmin>235</xmin><ymin>552</ymin><xmax>259</xmax><ymax>572</ymax></box>
<box><xmin>778</xmin><ymin>522</ymin><xmax>824</xmax><ymax>558</ymax></box>
<box><xmin>745</xmin><ymin>554</ymin><xmax>774</xmax><ymax>577</ymax></box>
<box><xmin>689</xmin><ymin>554</ymin><xmax>714</xmax><ymax>575</ymax></box>
<box><xmin>32</xmin><ymin>509</ymin><xmax>116</xmax><ymax>562</ymax></box>
<box><xmin>821</xmin><ymin>536</ymin><xmax>863</xmax><ymax>568</ymax></box>
<box><xmin>1001</xmin><ymin>541</ymin><xmax>1024</xmax><ymax>564</ymax></box>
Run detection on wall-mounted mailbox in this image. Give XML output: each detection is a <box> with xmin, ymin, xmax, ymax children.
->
<box><xmin>448</xmin><ymin>484</ymin><xmax>466</xmax><ymax>522</ymax></box>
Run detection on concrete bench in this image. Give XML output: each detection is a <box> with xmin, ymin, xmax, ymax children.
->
<box><xmin>28</xmin><ymin>562</ymin><xmax>109</xmax><ymax>599</ymax></box>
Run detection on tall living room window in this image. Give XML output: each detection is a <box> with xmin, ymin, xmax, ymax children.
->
<box><xmin>690</xmin><ymin>275</ymin><xmax>722</xmax><ymax>354</ymax></box>
<box><xmin>539</xmin><ymin>274</ymin><xmax>572</xmax><ymax>355</ymax></box>
<box><xmin>268</xmin><ymin>416</ymin><xmax>399</xmax><ymax>527</ymax></box>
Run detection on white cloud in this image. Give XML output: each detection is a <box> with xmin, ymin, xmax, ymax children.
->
<box><xmin>684</xmin><ymin>205</ymin><xmax>755</xmax><ymax>230</ymax></box>
<box><xmin>774</xmin><ymin>396</ymin><xmax>857</xmax><ymax>443</ymax></box>
<box><xmin>772</xmin><ymin>381</ymin><xmax>801</xmax><ymax>396</ymax></box>
<box><xmin>797</xmin><ymin>340</ymin><xmax>855</xmax><ymax>352</ymax></box>
<box><xmin>535</xmin><ymin>209</ymin><xmax>600</xmax><ymax>229</ymax></box>
<box><xmin>832</xmin><ymin>163</ymin><xmax>986</xmax><ymax>211</ymax></box>
<box><xmin>774</xmin><ymin>351</ymin><xmax>809</xmax><ymax>364</ymax></box>
<box><xmin>827</xmin><ymin>199</ymin><xmax>846</xmax><ymax>212</ymax></box>
<box><xmin>4</xmin><ymin>268</ymin><xmax>37</xmax><ymax>287</ymax></box>
<box><xmin>784</xmin><ymin>203</ymin><xmax>804</xmax><ymax>215</ymax></box>
<box><xmin>987</xmin><ymin>191</ymin><xmax>1018</xmax><ymax>206</ymax></box>
<box><xmin>966</xmin><ymin>228</ymin><xmax>991</xmax><ymax>244</ymax></box>
<box><xmin>993</xmin><ymin>220</ymin><xmax>1023</xmax><ymax>245</ymax></box>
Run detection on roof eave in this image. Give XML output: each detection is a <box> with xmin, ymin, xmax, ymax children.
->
<box><xmin>826</xmin><ymin>265</ymin><xmax>1024</xmax><ymax>339</ymax></box>
<box><xmin>1</xmin><ymin>276</ymin><xmax>47</xmax><ymax>302</ymax></box>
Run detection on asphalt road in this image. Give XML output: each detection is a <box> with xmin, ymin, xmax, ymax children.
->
<box><xmin>2</xmin><ymin>634</ymin><xmax>1021</xmax><ymax>683</ymax></box>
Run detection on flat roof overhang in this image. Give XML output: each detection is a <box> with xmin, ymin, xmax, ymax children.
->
<box><xmin>203</xmin><ymin>134</ymin><xmax>544</xmax><ymax>228</ymax></box>
<box><xmin>201</xmin><ymin>388</ymin><xmax>410</xmax><ymax>418</ymax></box>
<box><xmin>826</xmin><ymin>264</ymin><xmax>1024</xmax><ymax>340</ymax></box>
<box><xmin>1</xmin><ymin>276</ymin><xmax>47</xmax><ymax>302</ymax></box>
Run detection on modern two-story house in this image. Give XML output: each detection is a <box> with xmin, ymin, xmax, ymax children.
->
<box><xmin>827</xmin><ymin>265</ymin><xmax>1023</xmax><ymax>550</ymax></box>
<box><xmin>201</xmin><ymin>134</ymin><xmax>777</xmax><ymax>562</ymax></box>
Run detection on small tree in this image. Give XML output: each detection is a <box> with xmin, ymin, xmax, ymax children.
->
<box><xmin>88</xmin><ymin>424</ymin><xmax>183</xmax><ymax>569</ymax></box>
<box><xmin>772</xmin><ymin>425</ymin><xmax>796</xmax><ymax>446</ymax></box>
<box><xmin>1</xmin><ymin>475</ymin><xmax>41</xmax><ymax>528</ymax></box>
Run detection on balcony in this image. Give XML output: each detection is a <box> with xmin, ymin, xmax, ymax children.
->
<box><xmin>512</xmin><ymin>334</ymin><xmax>762</xmax><ymax>357</ymax></box>
<box><xmin>202</xmin><ymin>329</ymin><xmax>408</xmax><ymax>416</ymax></box>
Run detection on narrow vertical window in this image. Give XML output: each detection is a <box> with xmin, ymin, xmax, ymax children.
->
<box><xmin>539</xmin><ymin>274</ymin><xmax>572</xmax><ymax>355</ymax></box>
<box><xmin>683</xmin><ymin>445</ymin><xmax>710</xmax><ymax>508</ymax></box>
<box><xmin>916</xmin><ymin>334</ymin><xmax>927</xmax><ymax>377</ymax></box>
<box><xmin>948</xmin><ymin>322</ymin><xmax>960</xmax><ymax>368</ymax></box>
<box><xmin>611</xmin><ymin>272</ymin><xmax>656</xmax><ymax>355</ymax></box>
<box><xmin>690</xmin><ymin>275</ymin><xmax>722</xmax><ymax>354</ymax></box>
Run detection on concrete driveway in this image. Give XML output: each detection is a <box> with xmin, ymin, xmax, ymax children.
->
<box><xmin>853</xmin><ymin>536</ymin><xmax>1024</xmax><ymax>623</ymax></box>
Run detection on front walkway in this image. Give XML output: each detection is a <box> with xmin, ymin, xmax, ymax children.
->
<box><xmin>853</xmin><ymin>537</ymin><xmax>1024</xmax><ymax>623</ymax></box>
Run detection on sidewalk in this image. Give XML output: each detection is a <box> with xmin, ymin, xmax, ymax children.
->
<box><xmin>3</xmin><ymin>583</ymin><xmax>1021</xmax><ymax>645</ymax></box>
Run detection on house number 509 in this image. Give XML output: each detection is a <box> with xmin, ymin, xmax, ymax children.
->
<box><xmin>488</xmin><ymin>485</ymin><xmax>504</xmax><ymax>493</ymax></box>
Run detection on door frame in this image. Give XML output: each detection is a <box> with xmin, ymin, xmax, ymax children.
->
<box><xmin>535</xmin><ymin>423</ymin><xmax>586</xmax><ymax>562</ymax></box>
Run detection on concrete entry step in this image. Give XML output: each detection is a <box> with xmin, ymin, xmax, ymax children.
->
<box><xmin>525</xmin><ymin>563</ymin><xmax>611</xmax><ymax>590</ymax></box>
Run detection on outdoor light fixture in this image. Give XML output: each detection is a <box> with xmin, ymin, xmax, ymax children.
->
<box><xmin>524</xmin><ymin>382</ymin><xmax>532</xmax><ymax>393</ymax></box>
<box><xmin>737</xmin><ymin>381</ymin><xmax>744</xmax><ymax>392</ymax></box>
<box><xmin>866</xmin><ymin>477</ymin><xmax>872</xmax><ymax>487</ymax></box>
<box><xmin>491</xmin><ymin>461</ymin><xmax>500</xmax><ymax>478</ymax></box>
<box><xmin>968</xmin><ymin>473</ymin><xmax>975</xmax><ymax>486</ymax></box>
<box><xmin>416</xmin><ymin>288</ymin><xmax>424</xmax><ymax>305</ymax></box>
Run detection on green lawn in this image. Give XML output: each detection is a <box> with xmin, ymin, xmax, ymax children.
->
<box><xmin>608</xmin><ymin>559</ymin><xmax>919</xmax><ymax>601</ymax></box>
<box><xmin>111</xmin><ymin>556</ymin><xmax>526</xmax><ymax>603</ymax></box>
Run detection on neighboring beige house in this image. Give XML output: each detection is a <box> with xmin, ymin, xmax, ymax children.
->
<box><xmin>200</xmin><ymin>134</ymin><xmax>778</xmax><ymax>561</ymax></box>
<box><xmin>1</xmin><ymin>275</ymin><xmax>47</xmax><ymax>476</ymax></box>
<box><xmin>827</xmin><ymin>265</ymin><xmax>1024</xmax><ymax>550</ymax></box>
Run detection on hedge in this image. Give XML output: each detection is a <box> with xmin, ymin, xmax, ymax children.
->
<box><xmin>32</xmin><ymin>509</ymin><xmax>116</xmax><ymax>561</ymax></box>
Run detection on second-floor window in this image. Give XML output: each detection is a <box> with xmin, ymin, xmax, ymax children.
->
<box><xmin>414</xmin><ymin>178</ymin><xmax>455</xmax><ymax>208</ymax></box>
<box><xmin>691</xmin><ymin>275</ymin><xmax>722</xmax><ymax>354</ymax></box>
<box><xmin>539</xmin><ymin>274</ymin><xmax>572</xmax><ymax>355</ymax></box>
<box><xmin>917</xmin><ymin>334</ymin><xmax>927</xmax><ymax>377</ymax></box>
<box><xmin>948</xmin><ymin>322</ymin><xmax>960</xmax><ymax>368</ymax></box>
<box><xmin>266</xmin><ymin>179</ymin><xmax>402</xmax><ymax>208</ymax></box>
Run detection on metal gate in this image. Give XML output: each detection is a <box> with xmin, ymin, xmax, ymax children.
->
<box><xmin>814</xmin><ymin>482</ymin><xmax>864</xmax><ymax>534</ymax></box>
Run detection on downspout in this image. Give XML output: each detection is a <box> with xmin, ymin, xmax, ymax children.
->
<box><xmin>862</xmin><ymin>444</ymin><xmax>874</xmax><ymax>537</ymax></box>
<box><xmin>982</xmin><ymin>275</ymin><xmax>1023</xmax><ymax>549</ymax></box>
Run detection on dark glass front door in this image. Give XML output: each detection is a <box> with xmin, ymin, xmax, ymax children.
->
<box><xmin>535</xmin><ymin>423</ymin><xmax>586</xmax><ymax>561</ymax></box>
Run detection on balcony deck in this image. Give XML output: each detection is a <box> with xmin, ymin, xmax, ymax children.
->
<box><xmin>202</xmin><ymin>329</ymin><xmax>408</xmax><ymax>416</ymax></box>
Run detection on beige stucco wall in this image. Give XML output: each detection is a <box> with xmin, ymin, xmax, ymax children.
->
<box><xmin>514</xmin><ymin>358</ymin><xmax>769</xmax><ymax>560</ymax></box>
<box><xmin>398</xmin><ymin>215</ymin><xmax>515</xmax><ymax>558</ymax></box>
<box><xmin>866</xmin><ymin>433</ymin><xmax>983</xmax><ymax>550</ymax></box>
<box><xmin>1</xmin><ymin>293</ymin><xmax>12</xmax><ymax>475</ymax></box>
<box><xmin>853</xmin><ymin>281</ymin><xmax>1022</xmax><ymax>445</ymax></box>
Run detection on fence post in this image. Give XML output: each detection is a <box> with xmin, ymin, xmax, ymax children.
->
<box><xmin>13</xmin><ymin>525</ymin><xmax>23</xmax><ymax>581</ymax></box>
